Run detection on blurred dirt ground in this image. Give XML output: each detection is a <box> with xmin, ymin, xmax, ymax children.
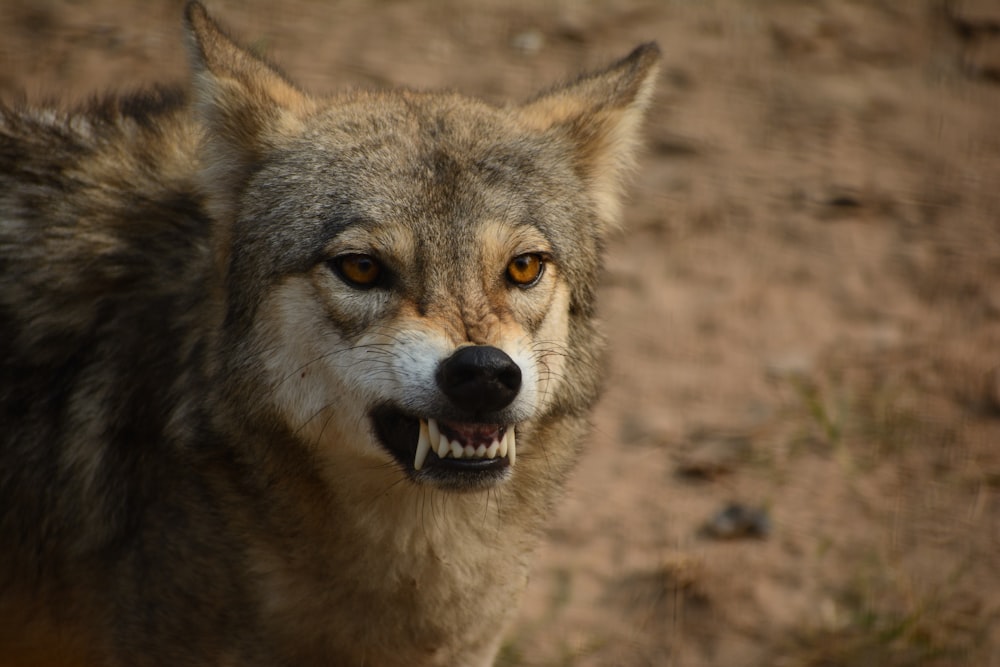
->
<box><xmin>2</xmin><ymin>1</ymin><xmax>998</xmax><ymax>665</ymax></box>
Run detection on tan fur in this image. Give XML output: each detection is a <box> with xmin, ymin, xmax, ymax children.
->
<box><xmin>0</xmin><ymin>3</ymin><xmax>658</xmax><ymax>665</ymax></box>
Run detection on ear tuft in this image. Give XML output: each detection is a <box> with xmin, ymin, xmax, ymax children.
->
<box><xmin>184</xmin><ymin>1</ymin><xmax>306</xmax><ymax>109</ymax></box>
<box><xmin>183</xmin><ymin>1</ymin><xmax>214</xmax><ymax>66</ymax></box>
<box><xmin>183</xmin><ymin>2</ymin><xmax>314</xmax><ymax>222</ymax></box>
<box><xmin>521</xmin><ymin>43</ymin><xmax>661</xmax><ymax>232</ymax></box>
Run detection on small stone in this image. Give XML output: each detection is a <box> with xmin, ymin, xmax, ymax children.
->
<box><xmin>511</xmin><ymin>30</ymin><xmax>544</xmax><ymax>56</ymax></box>
<box><xmin>765</xmin><ymin>354</ymin><xmax>813</xmax><ymax>381</ymax></box>
<box><xmin>701</xmin><ymin>502</ymin><xmax>771</xmax><ymax>540</ymax></box>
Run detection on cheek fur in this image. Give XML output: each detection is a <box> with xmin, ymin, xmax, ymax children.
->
<box><xmin>254</xmin><ymin>278</ymin><xmax>351</xmax><ymax>443</ymax></box>
<box><xmin>504</xmin><ymin>282</ymin><xmax>572</xmax><ymax>418</ymax></box>
<box><xmin>255</xmin><ymin>277</ymin><xmax>457</xmax><ymax>443</ymax></box>
<box><xmin>534</xmin><ymin>284</ymin><xmax>572</xmax><ymax>410</ymax></box>
<box><xmin>505</xmin><ymin>263</ymin><xmax>562</xmax><ymax>335</ymax></box>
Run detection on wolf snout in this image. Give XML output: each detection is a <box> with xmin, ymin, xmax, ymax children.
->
<box><xmin>436</xmin><ymin>346</ymin><xmax>522</xmax><ymax>413</ymax></box>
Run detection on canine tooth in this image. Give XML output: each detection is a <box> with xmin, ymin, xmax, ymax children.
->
<box><xmin>414</xmin><ymin>420</ymin><xmax>431</xmax><ymax>471</ymax></box>
<box><xmin>437</xmin><ymin>432</ymin><xmax>450</xmax><ymax>458</ymax></box>
<box><xmin>507</xmin><ymin>427</ymin><xmax>517</xmax><ymax>465</ymax></box>
<box><xmin>450</xmin><ymin>441</ymin><xmax>463</xmax><ymax>458</ymax></box>
<box><xmin>486</xmin><ymin>440</ymin><xmax>500</xmax><ymax>458</ymax></box>
<box><xmin>475</xmin><ymin>444</ymin><xmax>487</xmax><ymax>458</ymax></box>
<box><xmin>499</xmin><ymin>432</ymin><xmax>508</xmax><ymax>458</ymax></box>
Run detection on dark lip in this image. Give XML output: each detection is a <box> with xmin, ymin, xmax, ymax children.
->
<box><xmin>370</xmin><ymin>405</ymin><xmax>511</xmax><ymax>491</ymax></box>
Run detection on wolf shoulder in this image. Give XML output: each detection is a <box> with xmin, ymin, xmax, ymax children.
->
<box><xmin>0</xmin><ymin>94</ymin><xmax>213</xmax><ymax>357</ymax></box>
<box><xmin>0</xmin><ymin>95</ymin><xmax>214</xmax><ymax>475</ymax></box>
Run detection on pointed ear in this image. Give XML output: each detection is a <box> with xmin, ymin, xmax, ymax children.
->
<box><xmin>521</xmin><ymin>43</ymin><xmax>660</xmax><ymax>231</ymax></box>
<box><xmin>183</xmin><ymin>2</ymin><xmax>315</xmax><ymax>216</ymax></box>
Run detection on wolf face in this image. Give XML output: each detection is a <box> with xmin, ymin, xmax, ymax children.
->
<box><xmin>238</xmin><ymin>101</ymin><xmax>582</xmax><ymax>490</ymax></box>
<box><xmin>185</xmin><ymin>5</ymin><xmax>661</xmax><ymax>492</ymax></box>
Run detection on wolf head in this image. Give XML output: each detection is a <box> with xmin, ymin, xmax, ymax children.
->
<box><xmin>185</xmin><ymin>3</ymin><xmax>659</xmax><ymax>492</ymax></box>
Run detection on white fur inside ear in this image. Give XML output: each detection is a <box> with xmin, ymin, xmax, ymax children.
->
<box><xmin>519</xmin><ymin>45</ymin><xmax>660</xmax><ymax>232</ymax></box>
<box><xmin>185</xmin><ymin>3</ymin><xmax>315</xmax><ymax>227</ymax></box>
<box><xmin>587</xmin><ymin>72</ymin><xmax>659</xmax><ymax>229</ymax></box>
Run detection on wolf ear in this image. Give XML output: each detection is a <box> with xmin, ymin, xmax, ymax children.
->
<box><xmin>521</xmin><ymin>44</ymin><xmax>660</xmax><ymax>231</ymax></box>
<box><xmin>184</xmin><ymin>2</ymin><xmax>314</xmax><ymax>217</ymax></box>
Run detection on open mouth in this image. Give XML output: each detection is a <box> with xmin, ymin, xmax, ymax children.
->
<box><xmin>370</xmin><ymin>406</ymin><xmax>515</xmax><ymax>487</ymax></box>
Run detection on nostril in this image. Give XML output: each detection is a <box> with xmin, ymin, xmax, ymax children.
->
<box><xmin>437</xmin><ymin>346</ymin><xmax>522</xmax><ymax>414</ymax></box>
<box><xmin>495</xmin><ymin>363</ymin><xmax>521</xmax><ymax>392</ymax></box>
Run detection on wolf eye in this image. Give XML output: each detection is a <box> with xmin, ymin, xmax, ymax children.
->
<box><xmin>506</xmin><ymin>253</ymin><xmax>545</xmax><ymax>287</ymax></box>
<box><xmin>331</xmin><ymin>253</ymin><xmax>382</xmax><ymax>289</ymax></box>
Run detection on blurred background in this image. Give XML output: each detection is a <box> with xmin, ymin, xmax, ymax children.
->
<box><xmin>2</xmin><ymin>1</ymin><xmax>998</xmax><ymax>664</ymax></box>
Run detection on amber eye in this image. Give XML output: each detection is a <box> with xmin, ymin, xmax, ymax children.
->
<box><xmin>332</xmin><ymin>253</ymin><xmax>382</xmax><ymax>289</ymax></box>
<box><xmin>506</xmin><ymin>253</ymin><xmax>545</xmax><ymax>287</ymax></box>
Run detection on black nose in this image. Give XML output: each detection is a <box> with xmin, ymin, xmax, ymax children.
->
<box><xmin>436</xmin><ymin>345</ymin><xmax>522</xmax><ymax>414</ymax></box>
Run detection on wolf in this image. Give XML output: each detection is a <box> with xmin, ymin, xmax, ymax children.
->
<box><xmin>0</xmin><ymin>3</ymin><xmax>658</xmax><ymax>665</ymax></box>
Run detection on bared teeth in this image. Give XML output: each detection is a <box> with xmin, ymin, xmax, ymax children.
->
<box><xmin>414</xmin><ymin>419</ymin><xmax>517</xmax><ymax>467</ymax></box>
<box><xmin>414</xmin><ymin>419</ymin><xmax>431</xmax><ymax>471</ymax></box>
<box><xmin>428</xmin><ymin>418</ymin><xmax>442</xmax><ymax>453</ymax></box>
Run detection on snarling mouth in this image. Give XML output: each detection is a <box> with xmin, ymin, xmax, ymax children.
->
<box><xmin>370</xmin><ymin>406</ymin><xmax>515</xmax><ymax>489</ymax></box>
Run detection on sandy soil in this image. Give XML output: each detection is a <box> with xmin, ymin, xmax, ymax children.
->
<box><xmin>2</xmin><ymin>1</ymin><xmax>998</xmax><ymax>665</ymax></box>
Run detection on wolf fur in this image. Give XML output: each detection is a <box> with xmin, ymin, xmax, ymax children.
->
<box><xmin>0</xmin><ymin>3</ymin><xmax>659</xmax><ymax>665</ymax></box>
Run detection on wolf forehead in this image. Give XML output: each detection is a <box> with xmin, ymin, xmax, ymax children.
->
<box><xmin>228</xmin><ymin>92</ymin><xmax>591</xmax><ymax>269</ymax></box>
